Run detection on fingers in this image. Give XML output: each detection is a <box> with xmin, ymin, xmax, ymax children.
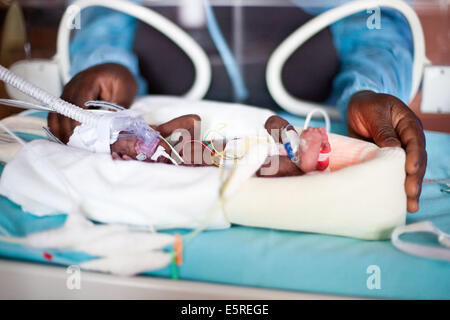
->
<box><xmin>57</xmin><ymin>114</ymin><xmax>72</xmax><ymax>144</ymax></box>
<box><xmin>364</xmin><ymin>99</ymin><xmax>427</xmax><ymax>213</ymax></box>
<box><xmin>405</xmin><ymin>161</ymin><xmax>426</xmax><ymax>213</ymax></box>
<box><xmin>111</xmin><ymin>152</ymin><xmax>121</xmax><ymax>160</ymax></box>
<box><xmin>48</xmin><ymin>63</ymin><xmax>137</xmax><ymax>145</ymax></box>
<box><xmin>62</xmin><ymin>72</ymin><xmax>101</xmax><ymax>109</ymax></box>
<box><xmin>110</xmin><ymin>76</ymin><xmax>138</xmax><ymax>107</ymax></box>
<box><xmin>403</xmin><ymin>134</ymin><xmax>427</xmax><ymax>213</ymax></box>
<box><xmin>393</xmin><ymin>108</ymin><xmax>427</xmax><ymax>213</ymax></box>
<box><xmin>346</xmin><ymin>92</ymin><xmax>428</xmax><ymax>214</ymax></box>
<box><xmin>111</xmin><ymin>152</ymin><xmax>133</xmax><ymax>161</ymax></box>
<box><xmin>407</xmin><ymin>198</ymin><xmax>419</xmax><ymax>213</ymax></box>
<box><xmin>47</xmin><ymin>112</ymin><xmax>77</xmax><ymax>144</ymax></box>
<box><xmin>397</xmin><ymin>119</ymin><xmax>427</xmax><ymax>175</ymax></box>
<box><xmin>406</xmin><ymin>165</ymin><xmax>425</xmax><ymax>213</ymax></box>
<box><xmin>122</xmin><ymin>154</ymin><xmax>133</xmax><ymax>161</ymax></box>
<box><xmin>370</xmin><ymin>120</ymin><xmax>402</xmax><ymax>148</ymax></box>
<box><xmin>68</xmin><ymin>85</ymin><xmax>100</xmax><ymax>109</ymax></box>
<box><xmin>104</xmin><ymin>63</ymin><xmax>138</xmax><ymax>107</ymax></box>
<box><xmin>47</xmin><ymin>112</ymin><xmax>60</xmax><ymax>139</ymax></box>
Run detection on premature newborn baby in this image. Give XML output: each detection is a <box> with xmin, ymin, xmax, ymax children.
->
<box><xmin>110</xmin><ymin>114</ymin><xmax>330</xmax><ymax>177</ymax></box>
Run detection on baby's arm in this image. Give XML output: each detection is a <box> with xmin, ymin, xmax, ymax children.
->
<box><xmin>155</xmin><ymin>114</ymin><xmax>216</xmax><ymax>165</ymax></box>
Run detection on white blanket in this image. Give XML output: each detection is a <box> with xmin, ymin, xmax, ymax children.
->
<box><xmin>0</xmin><ymin>139</ymin><xmax>233</xmax><ymax>229</ymax></box>
<box><xmin>0</xmin><ymin>97</ymin><xmax>275</xmax><ymax>230</ymax></box>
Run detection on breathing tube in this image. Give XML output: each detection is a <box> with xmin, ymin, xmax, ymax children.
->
<box><xmin>0</xmin><ymin>64</ymin><xmax>165</xmax><ymax>161</ymax></box>
<box><xmin>0</xmin><ymin>65</ymin><xmax>99</xmax><ymax>126</ymax></box>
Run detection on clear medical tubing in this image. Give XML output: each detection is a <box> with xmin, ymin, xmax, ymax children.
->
<box><xmin>57</xmin><ymin>0</ymin><xmax>212</xmax><ymax>100</ymax></box>
<box><xmin>266</xmin><ymin>0</ymin><xmax>428</xmax><ymax>119</ymax></box>
<box><xmin>203</xmin><ymin>0</ymin><xmax>248</xmax><ymax>101</ymax></box>
<box><xmin>0</xmin><ymin>64</ymin><xmax>177</xmax><ymax>161</ymax></box>
<box><xmin>0</xmin><ymin>64</ymin><xmax>100</xmax><ymax>126</ymax></box>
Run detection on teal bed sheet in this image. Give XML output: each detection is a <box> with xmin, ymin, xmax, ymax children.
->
<box><xmin>0</xmin><ymin>111</ymin><xmax>449</xmax><ymax>299</ymax></box>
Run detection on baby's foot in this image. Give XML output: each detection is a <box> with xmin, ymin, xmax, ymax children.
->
<box><xmin>299</xmin><ymin>127</ymin><xmax>330</xmax><ymax>172</ymax></box>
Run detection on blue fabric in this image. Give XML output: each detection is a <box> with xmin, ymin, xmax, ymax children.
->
<box><xmin>329</xmin><ymin>9</ymin><xmax>413</xmax><ymax>120</ymax></box>
<box><xmin>69</xmin><ymin>1</ymin><xmax>414</xmax><ymax>119</ymax></box>
<box><xmin>0</xmin><ymin>112</ymin><xmax>449</xmax><ymax>299</ymax></box>
<box><xmin>298</xmin><ymin>0</ymin><xmax>414</xmax><ymax>119</ymax></box>
<box><xmin>69</xmin><ymin>0</ymin><xmax>148</xmax><ymax>95</ymax></box>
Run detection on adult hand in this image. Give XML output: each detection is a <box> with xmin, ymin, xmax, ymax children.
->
<box><xmin>346</xmin><ymin>90</ymin><xmax>427</xmax><ymax>213</ymax></box>
<box><xmin>48</xmin><ymin>63</ymin><xmax>138</xmax><ymax>143</ymax></box>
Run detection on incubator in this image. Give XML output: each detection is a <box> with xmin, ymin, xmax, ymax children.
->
<box><xmin>0</xmin><ymin>0</ymin><xmax>449</xmax><ymax>299</ymax></box>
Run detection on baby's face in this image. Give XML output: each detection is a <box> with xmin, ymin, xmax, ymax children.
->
<box><xmin>110</xmin><ymin>134</ymin><xmax>138</xmax><ymax>160</ymax></box>
<box><xmin>110</xmin><ymin>131</ymin><xmax>173</xmax><ymax>163</ymax></box>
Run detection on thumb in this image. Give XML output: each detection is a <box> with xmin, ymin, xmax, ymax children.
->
<box><xmin>371</xmin><ymin>121</ymin><xmax>402</xmax><ymax>148</ymax></box>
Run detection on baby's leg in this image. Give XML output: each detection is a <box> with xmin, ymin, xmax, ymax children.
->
<box><xmin>264</xmin><ymin>115</ymin><xmax>328</xmax><ymax>174</ymax></box>
<box><xmin>298</xmin><ymin>127</ymin><xmax>329</xmax><ymax>172</ymax></box>
<box><xmin>256</xmin><ymin>156</ymin><xmax>303</xmax><ymax>177</ymax></box>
